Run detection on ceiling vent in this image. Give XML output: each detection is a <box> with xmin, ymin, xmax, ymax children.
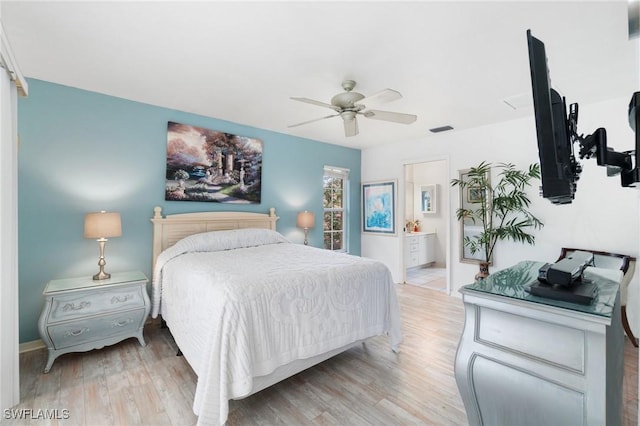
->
<box><xmin>429</xmin><ymin>125</ymin><xmax>454</xmax><ymax>133</ymax></box>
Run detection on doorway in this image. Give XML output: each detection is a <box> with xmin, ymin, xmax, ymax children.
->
<box><xmin>402</xmin><ymin>159</ymin><xmax>449</xmax><ymax>293</ymax></box>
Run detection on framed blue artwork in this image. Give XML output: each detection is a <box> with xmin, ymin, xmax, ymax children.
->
<box><xmin>362</xmin><ymin>180</ymin><xmax>396</xmax><ymax>235</ymax></box>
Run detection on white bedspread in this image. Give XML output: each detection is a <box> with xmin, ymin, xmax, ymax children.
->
<box><xmin>151</xmin><ymin>229</ymin><xmax>402</xmax><ymax>426</ymax></box>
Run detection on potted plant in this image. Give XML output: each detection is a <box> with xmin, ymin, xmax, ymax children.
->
<box><xmin>450</xmin><ymin>161</ymin><xmax>544</xmax><ymax>279</ymax></box>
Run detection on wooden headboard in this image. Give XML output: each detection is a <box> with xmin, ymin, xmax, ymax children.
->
<box><xmin>150</xmin><ymin>206</ymin><xmax>279</xmax><ymax>269</ymax></box>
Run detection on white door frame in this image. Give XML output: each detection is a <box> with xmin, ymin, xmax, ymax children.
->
<box><xmin>0</xmin><ymin>19</ymin><xmax>27</xmax><ymax>412</ymax></box>
<box><xmin>400</xmin><ymin>155</ymin><xmax>451</xmax><ymax>295</ymax></box>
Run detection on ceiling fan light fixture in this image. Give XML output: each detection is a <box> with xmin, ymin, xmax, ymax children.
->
<box><xmin>289</xmin><ymin>80</ymin><xmax>417</xmax><ymax>137</ymax></box>
<box><xmin>344</xmin><ymin>114</ymin><xmax>358</xmax><ymax>137</ymax></box>
<box><xmin>331</xmin><ymin>91</ymin><xmax>365</xmax><ymax>108</ymax></box>
<box><xmin>341</xmin><ymin>111</ymin><xmax>357</xmax><ymax>121</ymax></box>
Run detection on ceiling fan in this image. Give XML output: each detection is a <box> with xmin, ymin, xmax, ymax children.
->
<box><xmin>289</xmin><ymin>80</ymin><xmax>417</xmax><ymax>137</ymax></box>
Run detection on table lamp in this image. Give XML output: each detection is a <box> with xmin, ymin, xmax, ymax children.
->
<box><xmin>296</xmin><ymin>210</ymin><xmax>315</xmax><ymax>245</ymax></box>
<box><xmin>84</xmin><ymin>211</ymin><xmax>122</xmax><ymax>280</ymax></box>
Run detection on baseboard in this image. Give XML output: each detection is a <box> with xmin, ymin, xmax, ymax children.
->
<box><xmin>19</xmin><ymin>339</ymin><xmax>45</xmax><ymax>353</ymax></box>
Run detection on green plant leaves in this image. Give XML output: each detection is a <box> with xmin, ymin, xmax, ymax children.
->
<box><xmin>451</xmin><ymin>162</ymin><xmax>543</xmax><ymax>262</ymax></box>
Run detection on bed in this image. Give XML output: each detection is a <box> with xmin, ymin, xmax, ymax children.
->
<box><xmin>149</xmin><ymin>207</ymin><xmax>402</xmax><ymax>425</ymax></box>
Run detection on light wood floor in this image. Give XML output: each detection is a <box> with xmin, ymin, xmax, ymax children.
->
<box><xmin>8</xmin><ymin>284</ymin><xmax>639</xmax><ymax>425</ymax></box>
<box><xmin>405</xmin><ymin>267</ymin><xmax>447</xmax><ymax>292</ymax></box>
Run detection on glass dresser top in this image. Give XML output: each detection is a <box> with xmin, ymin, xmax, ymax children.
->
<box><xmin>461</xmin><ymin>260</ymin><xmax>621</xmax><ymax>318</ymax></box>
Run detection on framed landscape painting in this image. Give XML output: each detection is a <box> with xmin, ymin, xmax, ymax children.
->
<box><xmin>362</xmin><ymin>180</ymin><xmax>396</xmax><ymax>235</ymax></box>
<box><xmin>165</xmin><ymin>122</ymin><xmax>262</xmax><ymax>203</ymax></box>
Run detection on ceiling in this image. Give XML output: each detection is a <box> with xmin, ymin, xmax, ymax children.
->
<box><xmin>2</xmin><ymin>1</ymin><xmax>637</xmax><ymax>150</ymax></box>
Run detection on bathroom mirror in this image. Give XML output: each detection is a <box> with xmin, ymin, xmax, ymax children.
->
<box><xmin>420</xmin><ymin>184</ymin><xmax>436</xmax><ymax>214</ymax></box>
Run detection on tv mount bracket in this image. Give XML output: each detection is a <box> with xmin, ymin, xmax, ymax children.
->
<box><xmin>574</xmin><ymin>91</ymin><xmax>640</xmax><ymax>188</ymax></box>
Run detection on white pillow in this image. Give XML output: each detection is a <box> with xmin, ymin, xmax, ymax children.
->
<box><xmin>172</xmin><ymin>228</ymin><xmax>289</xmax><ymax>254</ymax></box>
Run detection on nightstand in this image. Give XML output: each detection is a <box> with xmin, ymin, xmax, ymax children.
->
<box><xmin>38</xmin><ymin>270</ymin><xmax>150</xmax><ymax>373</ymax></box>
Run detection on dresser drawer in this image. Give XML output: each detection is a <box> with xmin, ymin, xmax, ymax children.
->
<box><xmin>47</xmin><ymin>308</ymin><xmax>146</xmax><ymax>350</ymax></box>
<box><xmin>476</xmin><ymin>306</ymin><xmax>585</xmax><ymax>372</ymax></box>
<box><xmin>49</xmin><ymin>285</ymin><xmax>146</xmax><ymax>323</ymax></box>
<box><xmin>406</xmin><ymin>252</ymin><xmax>420</xmax><ymax>267</ymax></box>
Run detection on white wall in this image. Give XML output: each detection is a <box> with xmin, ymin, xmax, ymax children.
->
<box><xmin>362</xmin><ymin>95</ymin><xmax>639</xmax><ymax>335</ymax></box>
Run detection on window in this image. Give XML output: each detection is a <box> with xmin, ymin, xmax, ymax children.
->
<box><xmin>323</xmin><ymin>166</ymin><xmax>349</xmax><ymax>252</ymax></box>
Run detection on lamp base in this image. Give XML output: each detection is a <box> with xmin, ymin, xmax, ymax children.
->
<box><xmin>92</xmin><ymin>270</ymin><xmax>111</xmax><ymax>281</ymax></box>
<box><xmin>93</xmin><ymin>238</ymin><xmax>111</xmax><ymax>281</ymax></box>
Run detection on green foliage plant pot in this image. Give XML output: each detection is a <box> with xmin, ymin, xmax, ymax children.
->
<box><xmin>450</xmin><ymin>161</ymin><xmax>544</xmax><ymax>269</ymax></box>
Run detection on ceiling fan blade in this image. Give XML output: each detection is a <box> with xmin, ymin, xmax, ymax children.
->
<box><xmin>344</xmin><ymin>116</ymin><xmax>359</xmax><ymax>137</ymax></box>
<box><xmin>290</xmin><ymin>97</ymin><xmax>340</xmax><ymax>111</ymax></box>
<box><xmin>355</xmin><ymin>89</ymin><xmax>402</xmax><ymax>107</ymax></box>
<box><xmin>363</xmin><ymin>109</ymin><xmax>417</xmax><ymax>124</ymax></box>
<box><xmin>288</xmin><ymin>114</ymin><xmax>339</xmax><ymax>128</ymax></box>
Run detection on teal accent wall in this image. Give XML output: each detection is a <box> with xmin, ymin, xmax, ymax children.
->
<box><xmin>18</xmin><ymin>79</ymin><xmax>361</xmax><ymax>343</ymax></box>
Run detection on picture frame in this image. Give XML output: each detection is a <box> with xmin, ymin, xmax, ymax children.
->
<box><xmin>362</xmin><ymin>180</ymin><xmax>396</xmax><ymax>235</ymax></box>
<box><xmin>420</xmin><ymin>184</ymin><xmax>437</xmax><ymax>214</ymax></box>
<box><xmin>165</xmin><ymin>121</ymin><xmax>263</xmax><ymax>203</ymax></box>
<box><xmin>467</xmin><ymin>186</ymin><xmax>484</xmax><ymax>203</ymax></box>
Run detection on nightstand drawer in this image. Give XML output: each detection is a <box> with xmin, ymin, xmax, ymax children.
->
<box><xmin>49</xmin><ymin>285</ymin><xmax>146</xmax><ymax>323</ymax></box>
<box><xmin>47</xmin><ymin>308</ymin><xmax>146</xmax><ymax>350</ymax></box>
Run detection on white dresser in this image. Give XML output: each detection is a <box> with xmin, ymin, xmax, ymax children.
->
<box><xmin>404</xmin><ymin>232</ymin><xmax>435</xmax><ymax>268</ymax></box>
<box><xmin>38</xmin><ymin>271</ymin><xmax>150</xmax><ymax>373</ymax></box>
<box><xmin>455</xmin><ymin>261</ymin><xmax>623</xmax><ymax>426</ymax></box>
